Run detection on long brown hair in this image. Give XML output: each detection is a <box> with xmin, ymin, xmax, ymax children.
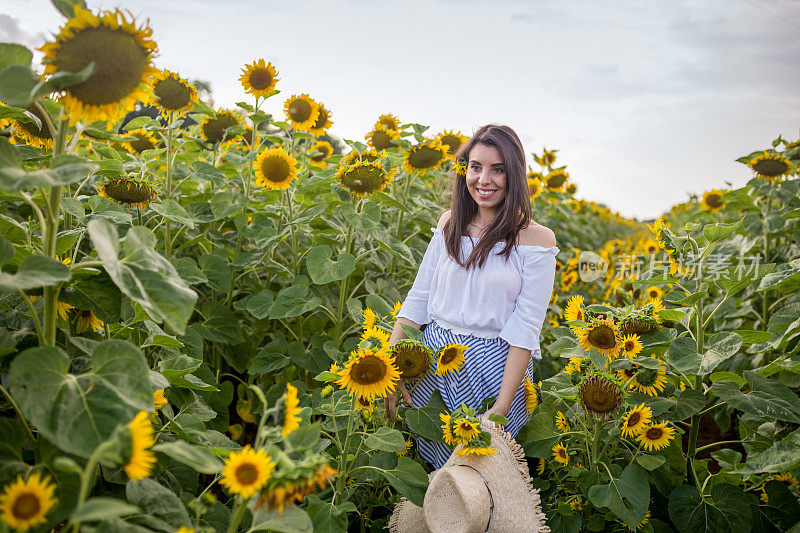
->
<box><xmin>443</xmin><ymin>124</ymin><xmax>531</xmax><ymax>269</ymax></box>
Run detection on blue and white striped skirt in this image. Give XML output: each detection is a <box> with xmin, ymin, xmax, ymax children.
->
<box><xmin>406</xmin><ymin>319</ymin><xmax>534</xmax><ymax>469</ymax></box>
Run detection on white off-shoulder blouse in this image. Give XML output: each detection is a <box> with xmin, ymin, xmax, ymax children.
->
<box><xmin>396</xmin><ymin>227</ymin><xmax>559</xmax><ymax>358</ymax></box>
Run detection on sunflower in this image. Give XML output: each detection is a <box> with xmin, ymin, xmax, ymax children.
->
<box><xmin>437</xmin><ymin>130</ymin><xmax>468</xmax><ymax>156</ymax></box>
<box><xmin>451</xmin><ymin>419</ymin><xmax>481</xmax><ymax>442</ymax></box>
<box><xmin>560</xmin><ymin>271</ymin><xmax>578</xmax><ymax>292</ymax></box>
<box><xmin>361</xmin><ymin>326</ymin><xmax>390</xmax><ymax>351</ymax></box>
<box><xmin>527</xmin><ymin>175</ymin><xmax>543</xmax><ymax>199</ymax></box>
<box><xmin>0</xmin><ymin>472</ymin><xmax>58</xmax><ymax>532</ymax></box>
<box><xmin>362</xmin><ymin>308</ymin><xmax>376</xmax><ymax>329</ymax></box>
<box><xmin>306</xmin><ymin>140</ymin><xmax>333</xmax><ymax>169</ymax></box>
<box><xmin>644</xmin><ymin>286</ymin><xmax>663</xmax><ymax>301</ymax></box>
<box><xmin>342</xmin><ymin>148</ymin><xmax>383</xmax><ymax>166</ymax></box>
<box><xmin>396</xmin><ymin>439</ymin><xmax>413</xmax><ymax>457</ymax></box>
<box><xmin>577</xmin><ymin>317</ymin><xmax>622</xmax><ymax>359</ymax></box>
<box><xmin>629</xmin><ymin>366</ymin><xmax>667</xmax><ymax>397</ymax></box>
<box><xmin>563</xmin><ymin>294</ymin><xmax>586</xmax><ymax>333</ymax></box>
<box><xmin>125</xmin><ymin>410</ymin><xmax>156</xmax><ymax>481</ymax></box>
<box><xmin>455</xmin><ymin>443</ymin><xmax>497</xmax><ymax>457</ymax></box>
<box><xmin>552</xmin><ymin>442</ymin><xmax>569</xmax><ymax>465</ymax></box>
<box><xmin>153</xmin><ymin>389</ymin><xmax>167</xmax><ymax>410</ymax></box>
<box><xmin>389</xmin><ymin>339</ymin><xmax>433</xmax><ymax>381</ymax></box>
<box><xmin>620</xmin><ymin>334</ymin><xmax>643</xmax><ymax>358</ymax></box>
<box><xmin>365</xmin><ymin>123</ymin><xmax>400</xmax><ymax>151</ymax></box>
<box><xmin>308</xmin><ymin>103</ymin><xmax>333</xmax><ymax>135</ymax></box>
<box><xmin>532</xmin><ymin>457</ymin><xmax>546</xmax><ymax>476</ymax></box>
<box><xmin>239</xmin><ymin>59</ymin><xmax>279</xmax><ymax>98</ymax></box>
<box><xmin>580</xmin><ymin>375</ymin><xmax>623</xmax><ymax>420</ymax></box>
<box><xmin>523</xmin><ymin>376</ymin><xmax>538</xmax><ymax>413</ymax></box>
<box><xmin>77</xmin><ymin>309</ymin><xmax>104</xmax><ymax>334</ymax></box>
<box><xmin>439</xmin><ymin>412</ymin><xmax>455</xmax><ymax>445</ymax></box>
<box><xmin>620</xmin><ymin>403</ymin><xmax>652</xmax><ymax>438</ymax></box>
<box><xmin>374</xmin><ymin>113</ymin><xmax>401</xmax><ymax>132</ymax></box>
<box><xmin>98</xmin><ymin>178</ymin><xmax>158</xmax><ymax>209</ymax></box>
<box><xmin>649</xmin><ymin>297</ymin><xmax>665</xmax><ymax>321</ymax></box>
<box><xmin>435</xmin><ymin>343</ymin><xmax>467</xmax><ymax>375</ymax></box>
<box><xmin>283</xmin><ymin>94</ymin><xmax>319</xmax><ymax>131</ymax></box>
<box><xmin>453</xmin><ymin>158</ymin><xmax>467</xmax><ymax>177</ymax></box>
<box><xmin>254</xmin><ymin>146</ymin><xmax>300</xmax><ymax>191</ymax></box>
<box><xmin>281</xmin><ymin>384</ymin><xmax>302</xmax><ymax>437</ymax></box>
<box><xmin>641</xmin><ymin>239</ymin><xmax>660</xmax><ymax>255</ymax></box>
<box><xmin>123</xmin><ymin>128</ymin><xmax>158</xmax><ymax>154</ymax></box>
<box><xmin>544</xmin><ymin>169</ymin><xmax>569</xmax><ymax>191</ymax></box>
<box><xmin>701</xmin><ymin>189</ymin><xmax>725</xmax><ymax>213</ymax></box>
<box><xmin>636</xmin><ymin>421</ymin><xmax>674</xmax><ymax>451</ymax></box>
<box><xmin>3</xmin><ymin>102</ymin><xmax>54</xmax><ymax>149</ymax></box>
<box><xmin>200</xmin><ymin>109</ymin><xmax>241</xmax><ymax>144</ymax></box>
<box><xmin>57</xmin><ymin>300</ymin><xmax>75</xmax><ymax>320</ymax></box>
<box><xmin>149</xmin><ymin>69</ymin><xmax>198</xmax><ymax>116</ymax></box>
<box><xmin>565</xmin><ymin>183</ymin><xmax>577</xmax><ymax>195</ymax></box>
<box><xmin>537</xmin><ymin>148</ymin><xmax>557</xmax><ymax>167</ymax></box>
<box><xmin>624</xmin><ymin>510</ymin><xmax>651</xmax><ymax>532</ymax></box>
<box><xmin>748</xmin><ymin>151</ymin><xmax>792</xmax><ymax>180</ymax></box>
<box><xmin>354</xmin><ymin>395</ymin><xmax>373</xmax><ymax>413</ymax></box>
<box><xmin>391</xmin><ymin>300</ymin><xmax>403</xmax><ymax>319</ymax></box>
<box><xmin>570</xmin><ymin>499</ymin><xmax>582</xmax><ymax>512</ymax></box>
<box><xmin>220</xmin><ymin>445</ymin><xmax>276</xmax><ymax>499</ymax></box>
<box><xmin>403</xmin><ymin>138</ymin><xmax>448</xmax><ymax>174</ymax></box>
<box><xmin>336</xmin><ymin>348</ymin><xmax>400</xmax><ymax>400</ymax></box>
<box><xmin>257</xmin><ymin>463</ymin><xmax>336</xmax><ymax>515</ymax></box>
<box><xmin>769</xmin><ymin>472</ymin><xmax>798</xmax><ymax>486</ymax></box>
<box><xmin>555</xmin><ymin>411</ymin><xmax>571</xmax><ymax>433</ymax></box>
<box><xmin>40</xmin><ymin>6</ymin><xmax>158</xmax><ymax>125</ymax></box>
<box><xmin>334</xmin><ymin>160</ymin><xmax>393</xmax><ymax>198</ymax></box>
<box><xmin>563</xmin><ymin>357</ymin><xmax>584</xmax><ymax>376</ymax></box>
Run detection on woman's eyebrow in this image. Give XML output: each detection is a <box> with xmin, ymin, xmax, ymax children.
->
<box><xmin>468</xmin><ymin>160</ymin><xmax>504</xmax><ymax>166</ymax></box>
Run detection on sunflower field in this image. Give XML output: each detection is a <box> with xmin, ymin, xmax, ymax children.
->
<box><xmin>1</xmin><ymin>2</ymin><xmax>799</xmax><ymax>532</ymax></box>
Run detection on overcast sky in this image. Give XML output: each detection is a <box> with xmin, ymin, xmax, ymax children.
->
<box><xmin>4</xmin><ymin>0</ymin><xmax>800</xmax><ymax>220</ymax></box>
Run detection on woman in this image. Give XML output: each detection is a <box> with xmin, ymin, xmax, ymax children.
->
<box><xmin>386</xmin><ymin>124</ymin><xmax>559</xmax><ymax>469</ymax></box>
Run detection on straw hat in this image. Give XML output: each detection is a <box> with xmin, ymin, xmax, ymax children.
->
<box><xmin>387</xmin><ymin>419</ymin><xmax>550</xmax><ymax>533</ymax></box>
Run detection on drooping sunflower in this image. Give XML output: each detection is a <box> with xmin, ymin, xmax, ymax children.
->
<box><xmin>435</xmin><ymin>343</ymin><xmax>467</xmax><ymax>375</ymax></box>
<box><xmin>451</xmin><ymin>419</ymin><xmax>481</xmax><ymax>442</ymax></box>
<box><xmin>257</xmin><ymin>462</ymin><xmax>336</xmax><ymax>515</ymax></box>
<box><xmin>281</xmin><ymin>384</ymin><xmax>302</xmax><ymax>437</ymax></box>
<box><xmin>365</xmin><ymin>123</ymin><xmax>400</xmax><ymax>151</ymax></box>
<box><xmin>563</xmin><ymin>294</ymin><xmax>586</xmax><ymax>333</ymax></box>
<box><xmin>239</xmin><ymin>58</ymin><xmax>279</xmax><ymax>98</ymax></box>
<box><xmin>563</xmin><ymin>357</ymin><xmax>584</xmax><ymax>376</ymax></box>
<box><xmin>361</xmin><ymin>326</ymin><xmax>390</xmax><ymax>351</ymax></box>
<box><xmin>200</xmin><ymin>109</ymin><xmax>241</xmax><ymax>144</ymax></box>
<box><xmin>701</xmin><ymin>189</ymin><xmax>726</xmax><ymax>213</ymax></box>
<box><xmin>153</xmin><ymin>389</ymin><xmax>168</xmax><ymax>410</ymax></box>
<box><xmin>220</xmin><ymin>445</ymin><xmax>276</xmax><ymax>499</ymax></box>
<box><xmin>336</xmin><ymin>348</ymin><xmax>400</xmax><ymax>400</ymax></box>
<box><xmin>375</xmin><ymin>113</ymin><xmax>401</xmax><ymax>132</ymax></box>
<box><xmin>577</xmin><ymin>317</ymin><xmax>622</xmax><ymax>359</ymax></box>
<box><xmin>620</xmin><ymin>403</ymin><xmax>652</xmax><ymax>438</ymax></box>
<box><xmin>2</xmin><ymin>102</ymin><xmax>55</xmax><ymax>148</ymax></box>
<box><xmin>527</xmin><ymin>175</ymin><xmax>543</xmax><ymax>199</ymax></box>
<box><xmin>254</xmin><ymin>146</ymin><xmax>300</xmax><ymax>191</ymax></box>
<box><xmin>56</xmin><ymin>300</ymin><xmax>75</xmax><ymax>321</ymax></box>
<box><xmin>439</xmin><ymin>412</ymin><xmax>455</xmax><ymax>445</ymax></box>
<box><xmin>532</xmin><ymin>457</ymin><xmax>546</xmax><ymax>476</ymax></box>
<box><xmin>403</xmin><ymin>138</ymin><xmax>448</xmax><ymax>175</ymax></box>
<box><xmin>308</xmin><ymin>140</ymin><xmax>333</xmax><ymax>168</ymax></box>
<box><xmin>389</xmin><ymin>339</ymin><xmax>433</xmax><ymax>381</ymax></box>
<box><xmin>555</xmin><ymin>411</ymin><xmax>571</xmax><ymax>433</ymax></box>
<box><xmin>649</xmin><ymin>297</ymin><xmax>665</xmax><ymax>321</ymax></box>
<box><xmin>77</xmin><ymin>309</ymin><xmax>105</xmax><ymax>334</ymax></box>
<box><xmin>334</xmin><ymin>160</ymin><xmax>393</xmax><ymax>198</ymax></box>
<box><xmin>40</xmin><ymin>6</ymin><xmax>158</xmax><ymax>125</ymax></box>
<box><xmin>552</xmin><ymin>442</ymin><xmax>569</xmax><ymax>465</ymax></box>
<box><xmin>523</xmin><ymin>376</ymin><xmax>538</xmax><ymax>413</ymax></box>
<box><xmin>630</xmin><ymin>366</ymin><xmax>668</xmax><ymax>397</ymax></box>
<box><xmin>125</xmin><ymin>410</ymin><xmax>156</xmax><ymax>481</ymax></box>
<box><xmin>342</xmin><ymin>148</ymin><xmax>384</xmax><ymax>166</ymax></box>
<box><xmin>620</xmin><ymin>334</ymin><xmax>643</xmax><ymax>358</ymax></box>
<box><xmin>149</xmin><ymin>69</ymin><xmax>198</xmax><ymax>116</ymax></box>
<box><xmin>437</xmin><ymin>130</ymin><xmax>468</xmax><ymax>156</ymax></box>
<box><xmin>544</xmin><ymin>168</ymin><xmax>569</xmax><ymax>191</ymax></box>
<box><xmin>308</xmin><ymin>103</ymin><xmax>333</xmax><ymax>135</ymax></box>
<box><xmin>283</xmin><ymin>94</ymin><xmax>319</xmax><ymax>131</ymax></box>
<box><xmin>636</xmin><ymin>421</ymin><xmax>675</xmax><ymax>451</ymax></box>
<box><xmin>579</xmin><ymin>375</ymin><xmax>623</xmax><ymax>420</ymax></box>
<box><xmin>748</xmin><ymin>151</ymin><xmax>793</xmax><ymax>181</ymax></box>
<box><xmin>455</xmin><ymin>442</ymin><xmax>497</xmax><ymax>457</ymax></box>
<box><xmin>0</xmin><ymin>472</ymin><xmax>58</xmax><ymax>532</ymax></box>
<box><xmin>123</xmin><ymin>127</ymin><xmax>158</xmax><ymax>154</ymax></box>
<box><xmin>98</xmin><ymin>178</ymin><xmax>158</xmax><ymax>209</ymax></box>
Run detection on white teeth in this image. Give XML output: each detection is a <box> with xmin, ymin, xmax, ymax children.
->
<box><xmin>477</xmin><ymin>188</ymin><xmax>497</xmax><ymax>198</ymax></box>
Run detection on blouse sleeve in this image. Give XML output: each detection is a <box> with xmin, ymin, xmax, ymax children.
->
<box><xmin>395</xmin><ymin>228</ymin><xmax>443</xmax><ymax>326</ymax></box>
<box><xmin>498</xmin><ymin>247</ymin><xmax>559</xmax><ymax>357</ymax></box>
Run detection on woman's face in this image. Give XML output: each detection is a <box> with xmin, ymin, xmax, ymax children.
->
<box><xmin>466</xmin><ymin>143</ymin><xmax>507</xmax><ymax>216</ymax></box>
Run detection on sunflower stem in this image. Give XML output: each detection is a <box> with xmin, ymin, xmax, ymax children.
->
<box><xmin>69</xmin><ymin>441</ymin><xmax>115</xmax><ymax>533</ymax></box>
<box><xmin>685</xmin><ymin>291</ymin><xmax>706</xmax><ymax>490</ymax></box>
<box><xmin>388</xmin><ymin>172</ymin><xmax>415</xmax><ymax>275</ymax></box>
<box><xmin>226</xmin><ymin>497</ymin><xmax>248</xmax><ymax>533</ymax></box>
<box><xmin>0</xmin><ymin>381</ymin><xmax>36</xmax><ymax>443</ymax></box>
<box><xmin>334</xmin><ymin>396</ymin><xmax>357</xmax><ymax>505</ymax></box>
<box><xmin>284</xmin><ymin>188</ymin><xmax>299</xmax><ymax>277</ymax></box>
<box><xmin>164</xmin><ymin>112</ymin><xmax>175</xmax><ymax>257</ymax></box>
<box><xmin>590</xmin><ymin>418</ymin><xmax>602</xmax><ymax>472</ymax></box>
<box><xmin>18</xmin><ymin>289</ymin><xmax>44</xmax><ymax>346</ymax></box>
<box><xmin>761</xmin><ymin>194</ymin><xmax>772</xmax><ymax>333</ymax></box>
<box><xmin>333</xmin><ymin>222</ymin><xmax>354</xmax><ymax>344</ymax></box>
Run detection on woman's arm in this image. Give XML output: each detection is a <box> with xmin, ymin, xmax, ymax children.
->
<box><xmin>389</xmin><ymin>316</ymin><xmax>421</xmax><ymax>345</ymax></box>
<box><xmin>485</xmin><ymin>345</ymin><xmax>531</xmax><ymax>418</ymax></box>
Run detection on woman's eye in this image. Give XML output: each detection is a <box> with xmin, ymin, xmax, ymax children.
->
<box><xmin>493</xmin><ymin>168</ymin><xmax>503</xmax><ymax>173</ymax></box>
<box><xmin>470</xmin><ymin>164</ymin><xmax>480</xmax><ymax>170</ymax></box>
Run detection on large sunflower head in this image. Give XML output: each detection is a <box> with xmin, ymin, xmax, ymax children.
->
<box><xmin>563</xmin><ymin>294</ymin><xmax>586</xmax><ymax>333</ymax></box>
<box><xmin>124</xmin><ymin>410</ymin><xmax>156</xmax><ymax>481</ymax></box>
<box><xmin>701</xmin><ymin>189</ymin><xmax>726</xmax><ymax>213</ymax></box>
<box><xmin>630</xmin><ymin>366</ymin><xmax>668</xmax><ymax>397</ymax></box>
<box><xmin>579</xmin><ymin>374</ymin><xmax>623</xmax><ymax>420</ymax></box>
<box><xmin>40</xmin><ymin>6</ymin><xmax>158</xmax><ymax>125</ymax></box>
<box><xmin>254</xmin><ymin>146</ymin><xmax>300</xmax><ymax>191</ymax></box>
<box><xmin>389</xmin><ymin>339</ymin><xmax>433</xmax><ymax>380</ymax></box>
<box><xmin>308</xmin><ymin>140</ymin><xmax>334</xmax><ymax>168</ymax></box>
<box><xmin>98</xmin><ymin>178</ymin><xmax>158</xmax><ymax>208</ymax></box>
<box><xmin>451</xmin><ymin>418</ymin><xmax>481</xmax><ymax>442</ymax></box>
<box><xmin>0</xmin><ymin>472</ymin><xmax>58</xmax><ymax>532</ymax></box>
<box><xmin>748</xmin><ymin>150</ymin><xmax>793</xmax><ymax>181</ymax></box>
<box><xmin>2</xmin><ymin>102</ymin><xmax>55</xmax><ymax>149</ymax></box>
<box><xmin>527</xmin><ymin>175</ymin><xmax>543</xmax><ymax>199</ymax></box>
<box><xmin>123</xmin><ymin>127</ymin><xmax>158</xmax><ymax>154</ymax></box>
<box><xmin>577</xmin><ymin>317</ymin><xmax>622</xmax><ymax>359</ymax></box>
<box><xmin>283</xmin><ymin>94</ymin><xmax>319</xmax><ymax>131</ymax></box>
<box><xmin>552</xmin><ymin>442</ymin><xmax>569</xmax><ymax>465</ymax></box>
<box><xmin>544</xmin><ymin>168</ymin><xmax>569</xmax><ymax>191</ymax></box>
<box><xmin>336</xmin><ymin>348</ymin><xmax>401</xmax><ymax>400</ymax></box>
<box><xmin>308</xmin><ymin>103</ymin><xmax>333</xmax><ymax>135</ymax></box>
<box><xmin>620</xmin><ymin>334</ymin><xmax>643</xmax><ymax>358</ymax></box>
<box><xmin>435</xmin><ymin>343</ymin><xmax>467</xmax><ymax>376</ymax></box>
<box><xmin>620</xmin><ymin>403</ymin><xmax>652</xmax><ymax>438</ymax></box>
<box><xmin>360</xmin><ymin>326</ymin><xmax>390</xmax><ymax>351</ymax></box>
<box><xmin>365</xmin><ymin>123</ymin><xmax>400</xmax><ymax>151</ymax></box>
<box><xmin>280</xmin><ymin>384</ymin><xmax>302</xmax><ymax>437</ymax></box>
<box><xmin>334</xmin><ymin>160</ymin><xmax>393</xmax><ymax>198</ymax></box>
<box><xmin>636</xmin><ymin>421</ymin><xmax>675</xmax><ymax>452</ymax></box>
<box><xmin>375</xmin><ymin>113</ymin><xmax>401</xmax><ymax>132</ymax></box>
<box><xmin>436</xmin><ymin>130</ymin><xmax>468</xmax><ymax>156</ymax></box>
<box><xmin>149</xmin><ymin>69</ymin><xmax>198</xmax><ymax>116</ymax></box>
<box><xmin>403</xmin><ymin>138</ymin><xmax>448</xmax><ymax>175</ymax></box>
<box><xmin>239</xmin><ymin>58</ymin><xmax>279</xmax><ymax>98</ymax></box>
<box><xmin>200</xmin><ymin>109</ymin><xmax>241</xmax><ymax>145</ymax></box>
<box><xmin>220</xmin><ymin>445</ymin><xmax>276</xmax><ymax>500</ymax></box>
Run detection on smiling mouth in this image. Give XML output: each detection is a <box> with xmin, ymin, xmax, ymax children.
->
<box><xmin>477</xmin><ymin>188</ymin><xmax>497</xmax><ymax>198</ymax></box>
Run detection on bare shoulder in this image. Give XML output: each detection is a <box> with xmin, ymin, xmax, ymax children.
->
<box><xmin>436</xmin><ymin>209</ymin><xmax>452</xmax><ymax>229</ymax></box>
<box><xmin>518</xmin><ymin>222</ymin><xmax>557</xmax><ymax>247</ymax></box>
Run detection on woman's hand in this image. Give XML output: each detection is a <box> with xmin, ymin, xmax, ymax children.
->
<box><xmin>386</xmin><ymin>380</ymin><xmax>414</xmax><ymax>421</ymax></box>
<box><xmin>479</xmin><ymin>404</ymin><xmax>509</xmax><ymax>429</ymax></box>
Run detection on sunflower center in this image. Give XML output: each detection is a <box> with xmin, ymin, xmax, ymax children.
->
<box><xmin>235</xmin><ymin>463</ymin><xmax>259</xmax><ymax>485</ymax></box>
<box><xmin>357</xmin><ymin>397</ymin><xmax>370</xmax><ymax>408</ymax></box>
<box><xmin>129</xmin><ymin>133</ymin><xmax>156</xmax><ymax>153</ymax></box>
<box><xmin>705</xmin><ymin>194</ymin><xmax>722</xmax><ymax>208</ymax></box>
<box><xmin>394</xmin><ymin>346</ymin><xmax>429</xmax><ymax>380</ymax></box>
<box><xmin>645</xmin><ymin>427</ymin><xmax>663</xmax><ymax>440</ymax></box>
<box><xmin>408</xmin><ymin>146</ymin><xmax>444</xmax><ymax>169</ymax></box>
<box><xmin>440</xmin><ymin>347</ymin><xmax>459</xmax><ymax>366</ymax></box>
<box><xmin>56</xmin><ymin>26</ymin><xmax>149</xmax><ymax>105</ymax></box>
<box><xmin>528</xmin><ymin>181</ymin><xmax>540</xmax><ymax>195</ymax></box>
<box><xmin>369</xmin><ymin>130</ymin><xmax>395</xmax><ymax>150</ymax></box>
<box><xmin>558</xmin><ymin>448</ymin><xmax>567</xmax><ymax>458</ymax></box>
<box><xmin>648</xmin><ymin>289</ymin><xmax>659</xmax><ymax>298</ymax></box>
<box><xmin>341</xmin><ymin>165</ymin><xmax>388</xmax><ymax>195</ymax></box>
<box><xmin>627</xmin><ymin>412</ymin><xmax>641</xmax><ymax>427</ymax></box>
<box><xmin>622</xmin><ymin>368</ymin><xmax>636</xmax><ymax>379</ymax></box>
<box><xmin>248</xmin><ymin>69</ymin><xmax>274</xmax><ymax>90</ymax></box>
<box><xmin>313</xmin><ymin>109</ymin><xmax>329</xmax><ymax>129</ymax></box>
<box><xmin>625</xmin><ymin>341</ymin><xmax>635</xmax><ymax>351</ymax></box>
<box><xmin>350</xmin><ymin>355</ymin><xmax>387</xmax><ymax>385</ymax></box>
<box><xmin>547</xmin><ymin>173</ymin><xmax>566</xmax><ymax>188</ymax></box>
<box><xmin>753</xmin><ymin>158</ymin><xmax>789</xmax><ymax>176</ymax></box>
<box><xmin>102</xmin><ymin>179</ymin><xmax>156</xmax><ymax>205</ymax></box>
<box><xmin>441</xmin><ymin>135</ymin><xmax>461</xmax><ymax>154</ymax></box>
<box><xmin>311</xmin><ymin>145</ymin><xmax>332</xmax><ymax>162</ymax></box>
<box><xmin>588</xmin><ymin>325</ymin><xmax>617</xmax><ymax>350</ymax></box>
<box><xmin>153</xmin><ymin>77</ymin><xmax>193</xmax><ymax>110</ymax></box>
<box><xmin>12</xmin><ymin>492</ymin><xmax>41</xmax><ymax>520</ymax></box>
<box><xmin>260</xmin><ymin>156</ymin><xmax>291</xmax><ymax>183</ymax></box>
<box><xmin>203</xmin><ymin>114</ymin><xmax>239</xmax><ymax>143</ymax></box>
<box><xmin>288</xmin><ymin>99</ymin><xmax>312</xmax><ymax>122</ymax></box>
<box><xmin>636</xmin><ymin>368</ymin><xmax>658</xmax><ymax>386</ymax></box>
